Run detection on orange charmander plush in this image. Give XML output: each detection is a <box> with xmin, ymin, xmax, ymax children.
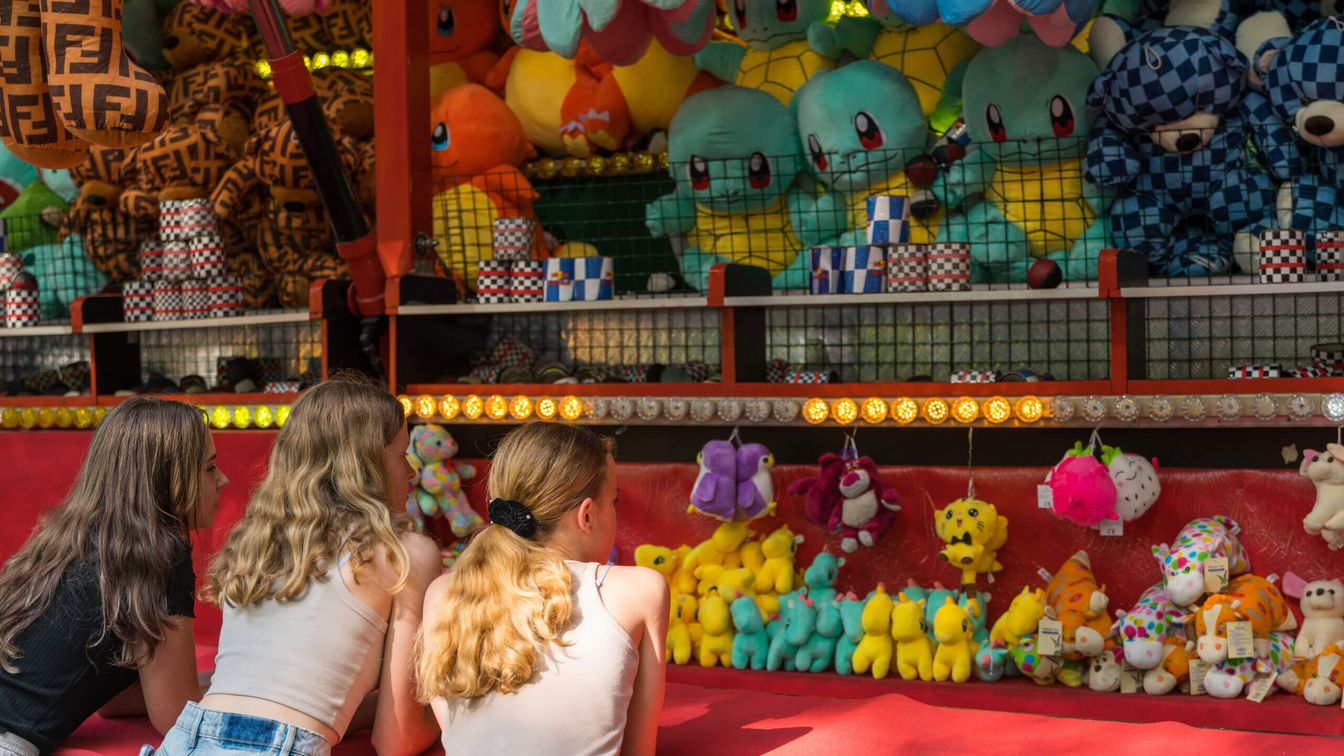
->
<box><xmin>428</xmin><ymin>0</ymin><xmax>502</xmax><ymax>97</ymax></box>
<box><xmin>429</xmin><ymin>84</ymin><xmax>543</xmax><ymax>284</ymax></box>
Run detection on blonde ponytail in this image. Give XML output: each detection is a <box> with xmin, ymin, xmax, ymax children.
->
<box><xmin>416</xmin><ymin>423</ymin><xmax>611</xmax><ymax>700</ymax></box>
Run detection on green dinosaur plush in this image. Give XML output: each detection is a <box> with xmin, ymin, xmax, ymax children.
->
<box><xmin>793</xmin><ymin>60</ymin><xmax>936</xmax><ymax>248</ymax></box>
<box><xmin>694</xmin><ymin>0</ymin><xmax>837</xmax><ymax>106</ymax></box>
<box><xmin>645</xmin><ymin>85</ymin><xmax>823</xmax><ymax>291</ymax></box>
<box><xmin>931</xmin><ymin>35</ymin><xmax>1113</xmax><ymax>283</ymax></box>
<box><xmin>0</xmin><ymin>182</ymin><xmax>69</xmax><ymax>253</ymax></box>
<box><xmin>0</xmin><ymin>143</ymin><xmax>40</xmax><ymax>212</ymax></box>
<box><xmin>21</xmin><ymin>235</ymin><xmax>107</xmax><ymax>320</ymax></box>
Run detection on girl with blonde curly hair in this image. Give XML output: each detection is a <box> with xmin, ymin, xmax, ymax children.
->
<box><xmin>417</xmin><ymin>422</ymin><xmax>669</xmax><ymax>755</ymax></box>
<box><xmin>156</xmin><ymin>377</ymin><xmax>441</xmax><ymax>755</ymax></box>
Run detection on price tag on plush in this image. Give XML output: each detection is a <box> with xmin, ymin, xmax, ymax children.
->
<box><xmin>1099</xmin><ymin>519</ymin><xmax>1123</xmax><ymax>537</ymax></box>
<box><xmin>1036</xmin><ymin>485</ymin><xmax>1054</xmax><ymax>510</ymax></box>
<box><xmin>1188</xmin><ymin>659</ymin><xmax>1210</xmax><ymax>695</ymax></box>
<box><xmin>1204</xmin><ymin>556</ymin><xmax>1229</xmax><ymax>593</ymax></box>
<box><xmin>1227</xmin><ymin>620</ymin><xmax>1255</xmax><ymax>659</ymax></box>
<box><xmin>1036</xmin><ymin>618</ymin><xmax>1063</xmax><ymax>657</ymax></box>
<box><xmin>1246</xmin><ymin>674</ymin><xmax>1276</xmax><ymax>702</ymax></box>
<box><xmin>1119</xmin><ymin>664</ymin><xmax>1143</xmax><ymax>694</ymax></box>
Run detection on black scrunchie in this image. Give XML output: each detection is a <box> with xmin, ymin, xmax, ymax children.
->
<box><xmin>488</xmin><ymin>498</ymin><xmax>537</xmax><ymax>540</ymax></box>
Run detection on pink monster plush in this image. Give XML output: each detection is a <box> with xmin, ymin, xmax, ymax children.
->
<box><xmin>789</xmin><ymin>452</ymin><xmax>848</xmax><ymax>531</ymax></box>
<box><xmin>1045</xmin><ymin>441</ymin><xmax>1118</xmax><ymax>527</ymax></box>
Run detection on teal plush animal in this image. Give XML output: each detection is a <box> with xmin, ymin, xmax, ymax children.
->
<box><xmin>730</xmin><ymin>595</ymin><xmax>770</xmax><ymax>670</ymax></box>
<box><xmin>646</xmin><ymin>86</ymin><xmax>821</xmax><ymax>291</ymax></box>
<box><xmin>694</xmin><ymin>0</ymin><xmax>836</xmax><ymax>107</ymax></box>
<box><xmin>833</xmin><ymin>591</ymin><xmax>866</xmax><ymax>675</ymax></box>
<box><xmin>21</xmin><ymin>236</ymin><xmax>106</xmax><ymax>320</ymax></box>
<box><xmin>801</xmin><ymin>550</ymin><xmax>845</xmax><ymax>604</ymax></box>
<box><xmin>792</xmin><ymin>594</ymin><xmax>840</xmax><ymax>673</ymax></box>
<box><xmin>0</xmin><ymin>143</ymin><xmax>39</xmax><ymax>211</ymax></box>
<box><xmin>793</xmin><ymin>60</ymin><xmax>940</xmax><ymax>248</ymax></box>
<box><xmin>931</xmin><ymin>35</ymin><xmax>1112</xmax><ymax>283</ymax></box>
<box><xmin>767</xmin><ymin>593</ymin><xmax>803</xmax><ymax>671</ymax></box>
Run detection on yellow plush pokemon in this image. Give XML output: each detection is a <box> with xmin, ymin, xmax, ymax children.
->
<box><xmin>852</xmin><ymin>584</ymin><xmax>896</xmax><ymax>680</ymax></box>
<box><xmin>892</xmin><ymin>591</ymin><xmax>935</xmax><ymax>681</ymax></box>
<box><xmin>697</xmin><ymin>589</ymin><xmax>734</xmax><ymax>668</ymax></box>
<box><xmin>668</xmin><ymin>593</ymin><xmax>701</xmax><ymax>666</ymax></box>
<box><xmin>933</xmin><ymin>596</ymin><xmax>978</xmax><ymax>683</ymax></box>
<box><xmin>683</xmin><ymin>521</ymin><xmax>751</xmax><ymax>581</ymax></box>
<box><xmin>934</xmin><ymin>498</ymin><xmax>1009</xmax><ymax>588</ymax></box>
<box><xmin>990</xmin><ymin>586</ymin><xmax>1047</xmax><ymax>649</ymax></box>
<box><xmin>754</xmin><ymin>524</ymin><xmax>802</xmax><ymax>595</ymax></box>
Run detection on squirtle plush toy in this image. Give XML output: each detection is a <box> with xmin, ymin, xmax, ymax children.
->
<box><xmin>793</xmin><ymin>60</ymin><xmax>941</xmax><ymax>248</ymax></box>
<box><xmin>1085</xmin><ymin>22</ymin><xmax>1284</xmax><ymax>275</ymax></box>
<box><xmin>646</xmin><ymin>85</ymin><xmax>820</xmax><ymax>291</ymax></box>
<box><xmin>931</xmin><ymin>35</ymin><xmax>1112</xmax><ymax>283</ymax></box>
<box><xmin>694</xmin><ymin>0</ymin><xmax>838</xmax><ymax>106</ymax></box>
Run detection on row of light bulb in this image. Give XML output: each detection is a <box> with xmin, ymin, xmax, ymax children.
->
<box><xmin>0</xmin><ymin>404</ymin><xmax>294</xmax><ymax>431</ymax></box>
<box><xmin>1062</xmin><ymin>393</ymin><xmax>1344</xmax><ymax>423</ymax></box>
<box><xmin>253</xmin><ymin>48</ymin><xmax>372</xmax><ymax>80</ymax></box>
<box><xmin>203</xmin><ymin>405</ymin><xmax>291</xmax><ymax>430</ymax></box>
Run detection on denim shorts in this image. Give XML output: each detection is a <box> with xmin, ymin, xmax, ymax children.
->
<box><xmin>149</xmin><ymin>702</ymin><xmax>331</xmax><ymax>756</ymax></box>
<box><xmin>0</xmin><ymin>731</ymin><xmax>38</xmax><ymax>756</ymax></box>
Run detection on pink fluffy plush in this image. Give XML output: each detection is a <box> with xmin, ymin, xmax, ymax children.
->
<box><xmin>1047</xmin><ymin>455</ymin><xmax>1118</xmax><ymax>527</ymax></box>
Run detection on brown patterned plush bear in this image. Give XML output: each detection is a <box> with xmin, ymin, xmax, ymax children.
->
<box><xmin>0</xmin><ymin>0</ymin><xmax>169</xmax><ymax>168</ymax></box>
<box><xmin>59</xmin><ymin>145</ymin><xmax>156</xmax><ymax>283</ymax></box>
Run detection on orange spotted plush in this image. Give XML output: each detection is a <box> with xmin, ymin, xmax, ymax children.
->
<box><xmin>1195</xmin><ymin>573</ymin><xmax>1295</xmax><ymax>665</ymax></box>
<box><xmin>1044</xmin><ymin>550</ymin><xmax>1112</xmax><ymax>660</ymax></box>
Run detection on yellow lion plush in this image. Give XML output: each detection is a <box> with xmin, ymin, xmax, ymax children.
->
<box><xmin>934</xmin><ymin>498</ymin><xmax>1008</xmax><ymax>587</ymax></box>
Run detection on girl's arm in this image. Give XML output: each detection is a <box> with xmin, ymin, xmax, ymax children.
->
<box><xmin>371</xmin><ymin>532</ymin><xmax>443</xmax><ymax>756</ymax></box>
<box><xmin>133</xmin><ymin>618</ymin><xmax>203</xmax><ymax>733</ymax></box>
<box><xmin>603</xmin><ymin>567</ymin><xmax>670</xmax><ymax>756</ymax></box>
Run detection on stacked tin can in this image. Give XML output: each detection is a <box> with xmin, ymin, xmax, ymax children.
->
<box><xmin>478</xmin><ymin>217</ymin><xmax>546</xmax><ymax>304</ymax></box>
<box><xmin>130</xmin><ymin>200</ymin><xmax>243</xmax><ymax>321</ymax></box>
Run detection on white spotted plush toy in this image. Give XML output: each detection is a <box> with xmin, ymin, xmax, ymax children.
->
<box><xmin>1102</xmin><ymin>445</ymin><xmax>1160</xmax><ymax>523</ymax></box>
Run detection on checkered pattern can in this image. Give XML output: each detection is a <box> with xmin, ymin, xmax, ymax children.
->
<box><xmin>476</xmin><ymin>260</ymin><xmax>512</xmax><ymax>304</ymax></box>
<box><xmin>785</xmin><ymin>370</ymin><xmax>834</xmax><ymax>384</ymax></box>
<box><xmin>1227</xmin><ymin>363</ymin><xmax>1282</xmax><ymax>379</ymax></box>
<box><xmin>138</xmin><ymin>239</ymin><xmax>164</xmax><ymax>282</ymax></box>
<box><xmin>684</xmin><ymin>360</ymin><xmax>712</xmax><ymax>382</ymax></box>
<box><xmin>950</xmin><ymin>369</ymin><xmax>1000</xmax><ymax>383</ymax></box>
<box><xmin>1316</xmin><ymin>230</ymin><xmax>1344</xmax><ymax>282</ymax></box>
<box><xmin>489</xmin><ymin>336</ymin><xmax>536</xmax><ymax>372</ymax></box>
<box><xmin>161</xmin><ymin>240</ymin><xmax>193</xmax><ymax>281</ymax></box>
<box><xmin>926</xmin><ymin>242</ymin><xmax>971</xmax><ymax>292</ymax></box>
<box><xmin>886</xmin><ymin>244</ymin><xmax>927</xmax><ymax>293</ymax></box>
<box><xmin>1258</xmin><ymin>229</ymin><xmax>1307</xmax><ymax>283</ymax></box>
<box><xmin>766</xmin><ymin>358</ymin><xmax>787</xmax><ymax>384</ymax></box>
<box><xmin>190</xmin><ymin>234</ymin><xmax>227</xmax><ymax>279</ymax></box>
<box><xmin>0</xmin><ymin>252</ymin><xmax>22</xmax><ymax>290</ymax></box>
<box><xmin>159</xmin><ymin>199</ymin><xmax>218</xmax><ymax>241</ymax></box>
<box><xmin>510</xmin><ymin>260</ymin><xmax>544</xmax><ymax>303</ymax></box>
<box><xmin>4</xmin><ymin>277</ymin><xmax>39</xmax><ymax>328</ymax></box>
<box><xmin>207</xmin><ymin>276</ymin><xmax>245</xmax><ymax>318</ymax></box>
<box><xmin>492</xmin><ymin>217</ymin><xmax>535</xmax><ymax>262</ymax></box>
<box><xmin>123</xmin><ymin>281</ymin><xmax>155</xmax><ymax>322</ymax></box>
<box><xmin>264</xmin><ymin>381</ymin><xmax>302</xmax><ymax>394</ymax></box>
<box><xmin>181</xmin><ymin>279</ymin><xmax>210</xmax><ymax>320</ymax></box>
<box><xmin>153</xmin><ymin>280</ymin><xmax>184</xmax><ymax>321</ymax></box>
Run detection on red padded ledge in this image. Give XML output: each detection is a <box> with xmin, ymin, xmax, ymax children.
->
<box><xmin>668</xmin><ymin>666</ymin><xmax>1344</xmax><ymax>738</ymax></box>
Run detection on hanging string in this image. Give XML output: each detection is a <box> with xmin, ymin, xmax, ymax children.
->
<box><xmin>1087</xmin><ymin>426</ymin><xmax>1103</xmax><ymax>456</ymax></box>
<box><xmin>842</xmin><ymin>429</ymin><xmax>859</xmax><ymax>460</ymax></box>
<box><xmin>728</xmin><ymin>426</ymin><xmax>742</xmax><ymax>448</ymax></box>
<box><xmin>966</xmin><ymin>425</ymin><xmax>976</xmax><ymax>500</ymax></box>
<box><xmin>1337</xmin><ymin>425</ymin><xmax>1342</xmax><ymax>447</ymax></box>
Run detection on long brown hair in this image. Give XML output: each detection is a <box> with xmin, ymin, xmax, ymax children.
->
<box><xmin>208</xmin><ymin>376</ymin><xmax>410</xmax><ymax>608</ymax></box>
<box><xmin>416</xmin><ymin>422</ymin><xmax>612</xmax><ymax>700</ymax></box>
<box><xmin>0</xmin><ymin>397</ymin><xmax>210</xmax><ymax>672</ymax></box>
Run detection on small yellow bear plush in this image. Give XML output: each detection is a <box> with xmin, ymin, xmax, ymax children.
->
<box><xmin>933</xmin><ymin>596</ymin><xmax>978</xmax><ymax>683</ymax></box>
<box><xmin>852</xmin><ymin>584</ymin><xmax>896</xmax><ymax>680</ymax></box>
<box><xmin>892</xmin><ymin>591</ymin><xmax>934</xmax><ymax>681</ymax></box>
<box><xmin>668</xmin><ymin>593</ymin><xmax>701</xmax><ymax>666</ymax></box>
<box><xmin>697</xmin><ymin>589</ymin><xmax>735</xmax><ymax>668</ymax></box>
<box><xmin>934</xmin><ymin>498</ymin><xmax>1008</xmax><ymax>587</ymax></box>
<box><xmin>990</xmin><ymin>586</ymin><xmax>1047</xmax><ymax>649</ymax></box>
<box><xmin>754</xmin><ymin>524</ymin><xmax>803</xmax><ymax>595</ymax></box>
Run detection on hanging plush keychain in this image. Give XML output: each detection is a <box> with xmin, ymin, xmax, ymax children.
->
<box><xmin>689</xmin><ymin>429</ymin><xmax>777</xmax><ymax>522</ymax></box>
<box><xmin>933</xmin><ymin>427</ymin><xmax>1008</xmax><ymax>595</ymax></box>
<box><xmin>1043</xmin><ymin>430</ymin><xmax>1161</xmax><ymax>529</ymax></box>
<box><xmin>788</xmin><ymin>432</ymin><xmax>902</xmax><ymax>553</ymax></box>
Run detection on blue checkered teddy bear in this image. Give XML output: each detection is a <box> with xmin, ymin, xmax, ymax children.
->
<box><xmin>1244</xmin><ymin>14</ymin><xmax>1344</xmax><ymax>236</ymax></box>
<box><xmin>1084</xmin><ymin>22</ymin><xmax>1291</xmax><ymax>275</ymax></box>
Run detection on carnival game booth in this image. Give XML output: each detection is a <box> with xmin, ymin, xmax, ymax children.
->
<box><xmin>3</xmin><ymin>0</ymin><xmax>1344</xmax><ymax>752</ymax></box>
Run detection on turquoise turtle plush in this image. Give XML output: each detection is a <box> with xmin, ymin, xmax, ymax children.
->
<box><xmin>0</xmin><ymin>143</ymin><xmax>40</xmax><ymax>211</ymax></box>
<box><xmin>21</xmin><ymin>235</ymin><xmax>107</xmax><ymax>320</ymax></box>
<box><xmin>793</xmin><ymin>60</ymin><xmax>939</xmax><ymax>248</ymax></box>
<box><xmin>646</xmin><ymin>86</ymin><xmax>824</xmax><ymax>291</ymax></box>
<box><xmin>694</xmin><ymin>0</ymin><xmax>837</xmax><ymax>107</ymax></box>
<box><xmin>931</xmin><ymin>35</ymin><xmax>1112</xmax><ymax>283</ymax></box>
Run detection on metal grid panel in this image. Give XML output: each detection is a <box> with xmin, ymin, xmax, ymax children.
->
<box><xmin>0</xmin><ymin>334</ymin><xmax>89</xmax><ymax>392</ymax></box>
<box><xmin>765</xmin><ymin>299</ymin><xmax>1110</xmax><ymax>382</ymax></box>
<box><xmin>0</xmin><ymin>213</ymin><xmax>117</xmax><ymax>324</ymax></box>
<box><xmin>138</xmin><ymin>321</ymin><xmax>322</xmax><ymax>387</ymax></box>
<box><xmin>1144</xmin><ymin>293</ymin><xmax>1344</xmax><ymax>379</ymax></box>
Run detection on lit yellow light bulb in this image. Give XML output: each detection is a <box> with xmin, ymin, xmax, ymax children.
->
<box><xmin>255</xmin><ymin>60</ymin><xmax>271</xmax><ymax>79</ymax></box>
<box><xmin>559</xmin><ymin>396</ymin><xmax>584</xmax><ymax>421</ymax></box>
<box><xmin>984</xmin><ymin>396</ymin><xmax>1011</xmax><ymax>424</ymax></box>
<box><xmin>312</xmin><ymin>52</ymin><xmax>330</xmax><ymax>69</ymax></box>
<box><xmin>93</xmin><ymin>407</ymin><xmax>107</xmax><ymax>426</ymax></box>
<box><xmin>331</xmin><ymin>50</ymin><xmax>350</xmax><ymax>68</ymax></box>
<box><xmin>233</xmin><ymin>406</ymin><xmax>253</xmax><ymax>429</ymax></box>
<box><xmin>36</xmin><ymin>408</ymin><xmax>55</xmax><ymax>429</ymax></box>
<box><xmin>18</xmin><ymin>408</ymin><xmax>36</xmax><ymax>430</ymax></box>
<box><xmin>276</xmin><ymin>405</ymin><xmax>291</xmax><ymax>427</ymax></box>
<box><xmin>74</xmin><ymin>407</ymin><xmax>93</xmax><ymax>429</ymax></box>
<box><xmin>255</xmin><ymin>406</ymin><xmax>274</xmax><ymax>429</ymax></box>
<box><xmin>832</xmin><ymin>398</ymin><xmax>859</xmax><ymax>425</ymax></box>
<box><xmin>415</xmin><ymin>394</ymin><xmax>436</xmax><ymax>420</ymax></box>
<box><xmin>485</xmin><ymin>395</ymin><xmax>508</xmax><ymax>420</ymax></box>
<box><xmin>537</xmin><ymin>397</ymin><xmax>558</xmax><ymax>420</ymax></box>
<box><xmin>802</xmin><ymin>398</ymin><xmax>829</xmax><ymax>424</ymax></box>
<box><xmin>1</xmin><ymin>409</ymin><xmax>17</xmax><ymax>430</ymax></box>
<box><xmin>509</xmin><ymin>395</ymin><xmax>533</xmax><ymax>420</ymax></box>
<box><xmin>462</xmin><ymin>395</ymin><xmax>484</xmax><ymax>420</ymax></box>
<box><xmin>439</xmin><ymin>396</ymin><xmax>460</xmax><ymax>420</ymax></box>
<box><xmin>397</xmin><ymin>395</ymin><xmax>412</xmax><ymax>417</ymax></box>
<box><xmin>1015</xmin><ymin>396</ymin><xmax>1044</xmax><ymax>423</ymax></box>
<box><xmin>54</xmin><ymin>407</ymin><xmax>73</xmax><ymax>429</ymax></box>
<box><xmin>892</xmin><ymin>397</ymin><xmax>918</xmax><ymax>425</ymax></box>
<box><xmin>952</xmin><ymin>397</ymin><xmax>980</xmax><ymax>424</ymax></box>
<box><xmin>352</xmin><ymin>48</ymin><xmax>371</xmax><ymax>68</ymax></box>
<box><xmin>922</xmin><ymin>399</ymin><xmax>949</xmax><ymax>425</ymax></box>
<box><xmin>210</xmin><ymin>406</ymin><xmax>231</xmax><ymax>430</ymax></box>
<box><xmin>860</xmin><ymin>397</ymin><xmax>888</xmax><ymax>424</ymax></box>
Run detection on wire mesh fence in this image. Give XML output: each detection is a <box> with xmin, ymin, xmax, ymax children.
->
<box><xmin>0</xmin><ymin>213</ymin><xmax>118</xmax><ymax>326</ymax></box>
<box><xmin>136</xmin><ymin>321</ymin><xmax>322</xmax><ymax>392</ymax></box>
<box><xmin>0</xmin><ymin>334</ymin><xmax>90</xmax><ymax>395</ymax></box>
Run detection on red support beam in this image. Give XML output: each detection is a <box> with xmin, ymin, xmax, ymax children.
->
<box><xmin>373</xmin><ymin>0</ymin><xmax>430</xmax><ymax>278</ymax></box>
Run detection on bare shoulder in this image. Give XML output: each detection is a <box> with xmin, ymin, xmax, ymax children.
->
<box><xmin>422</xmin><ymin>572</ymin><xmax>455</xmax><ymax>623</ymax></box>
<box><xmin>398</xmin><ymin>530</ymin><xmax>445</xmax><ymax>577</ymax></box>
<box><xmin>599</xmin><ymin>565</ymin><xmax>669</xmax><ymax>627</ymax></box>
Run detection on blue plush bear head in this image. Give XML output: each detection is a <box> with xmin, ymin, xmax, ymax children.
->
<box><xmin>962</xmin><ymin>35</ymin><xmax>1099</xmax><ymax>168</ymax></box>
<box><xmin>1089</xmin><ymin>26</ymin><xmax>1247</xmax><ymax>153</ymax></box>
<box><xmin>667</xmin><ymin>85</ymin><xmax>803</xmax><ymax>213</ymax></box>
<box><xmin>793</xmin><ymin>60</ymin><xmax>928</xmax><ymax>194</ymax></box>
<box><xmin>1259</xmin><ymin>16</ymin><xmax>1344</xmax><ymax>150</ymax></box>
<box><xmin>727</xmin><ymin>0</ymin><xmax>832</xmax><ymax>51</ymax></box>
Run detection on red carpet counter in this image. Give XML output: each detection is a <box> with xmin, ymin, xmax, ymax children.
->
<box><xmin>1</xmin><ymin>432</ymin><xmax>1342</xmax><ymax>743</ymax></box>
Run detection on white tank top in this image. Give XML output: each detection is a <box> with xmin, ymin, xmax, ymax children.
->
<box><xmin>439</xmin><ymin>561</ymin><xmax>640</xmax><ymax>755</ymax></box>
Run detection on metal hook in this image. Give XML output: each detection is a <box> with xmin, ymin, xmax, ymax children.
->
<box><xmin>966</xmin><ymin>425</ymin><xmax>976</xmax><ymax>500</ymax></box>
